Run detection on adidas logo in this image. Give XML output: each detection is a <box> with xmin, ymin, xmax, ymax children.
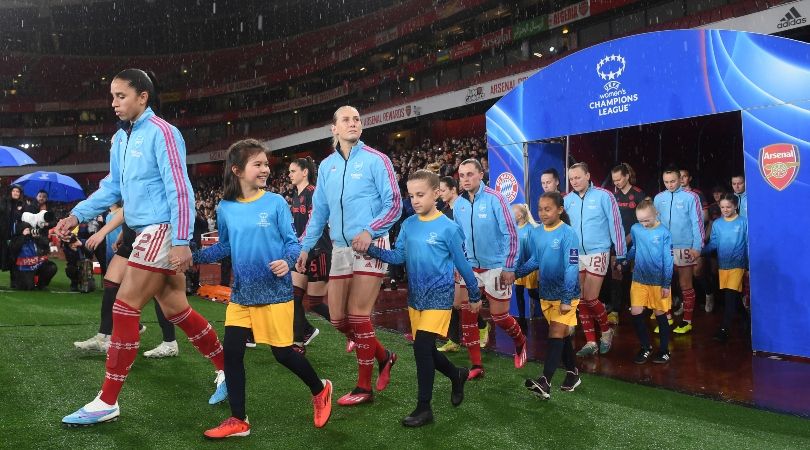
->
<box><xmin>777</xmin><ymin>7</ymin><xmax>806</xmax><ymax>29</ymax></box>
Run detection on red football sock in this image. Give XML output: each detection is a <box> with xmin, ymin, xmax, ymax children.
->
<box><xmin>168</xmin><ymin>306</ymin><xmax>224</xmax><ymax>371</ymax></box>
<box><xmin>100</xmin><ymin>300</ymin><xmax>141</xmax><ymax>404</ymax></box>
<box><xmin>585</xmin><ymin>298</ymin><xmax>610</xmax><ymax>333</ymax></box>
<box><xmin>578</xmin><ymin>302</ymin><xmax>596</xmax><ymax>343</ymax></box>
<box><xmin>682</xmin><ymin>288</ymin><xmax>696</xmax><ymax>322</ymax></box>
<box><xmin>348</xmin><ymin>315</ymin><xmax>378</xmax><ymax>391</ymax></box>
<box><xmin>331</xmin><ymin>318</ymin><xmax>353</xmax><ymax>339</ymax></box>
<box><xmin>491</xmin><ymin>312</ymin><xmax>526</xmax><ymax>348</ymax></box>
<box><xmin>460</xmin><ymin>304</ymin><xmax>483</xmax><ymax>366</ymax></box>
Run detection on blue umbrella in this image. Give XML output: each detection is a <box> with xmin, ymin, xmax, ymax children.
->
<box><xmin>0</xmin><ymin>145</ymin><xmax>36</xmax><ymax>167</ymax></box>
<box><xmin>12</xmin><ymin>171</ymin><xmax>86</xmax><ymax>202</ymax></box>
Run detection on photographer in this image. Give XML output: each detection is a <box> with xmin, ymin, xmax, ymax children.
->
<box><xmin>9</xmin><ymin>221</ymin><xmax>57</xmax><ymax>290</ymax></box>
<box><xmin>4</xmin><ymin>185</ymin><xmax>37</xmax><ymax>288</ymax></box>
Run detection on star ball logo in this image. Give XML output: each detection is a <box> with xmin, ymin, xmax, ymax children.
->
<box><xmin>495</xmin><ymin>172</ymin><xmax>519</xmax><ymax>203</ymax></box>
<box><xmin>588</xmin><ymin>52</ymin><xmax>639</xmax><ymax>117</ymax></box>
<box><xmin>759</xmin><ymin>143</ymin><xmax>800</xmax><ymax>191</ymax></box>
<box><xmin>596</xmin><ymin>54</ymin><xmax>626</xmax><ymax>91</ymax></box>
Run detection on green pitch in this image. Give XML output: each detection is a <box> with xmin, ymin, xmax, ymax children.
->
<box><xmin>1</xmin><ymin>264</ymin><xmax>808</xmax><ymax>449</ymax></box>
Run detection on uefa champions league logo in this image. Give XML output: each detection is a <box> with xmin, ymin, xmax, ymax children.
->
<box><xmin>596</xmin><ymin>54</ymin><xmax>626</xmax><ymax>91</ymax></box>
<box><xmin>589</xmin><ymin>52</ymin><xmax>638</xmax><ymax>116</ymax></box>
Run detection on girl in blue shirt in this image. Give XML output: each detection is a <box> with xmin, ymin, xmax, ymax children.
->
<box><xmin>624</xmin><ymin>200</ymin><xmax>674</xmax><ymax>364</ymax></box>
<box><xmin>702</xmin><ymin>194</ymin><xmax>749</xmax><ymax>342</ymax></box>
<box><xmin>515</xmin><ymin>192</ymin><xmax>582</xmax><ymax>399</ymax></box>
<box><xmin>194</xmin><ymin>139</ymin><xmax>333</xmax><ymax>438</ymax></box>
<box><xmin>367</xmin><ymin>170</ymin><xmax>481</xmax><ymax>427</ymax></box>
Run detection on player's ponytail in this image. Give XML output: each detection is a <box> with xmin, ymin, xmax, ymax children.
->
<box><xmin>223</xmin><ymin>139</ymin><xmax>269</xmax><ymax>201</ymax></box>
<box><xmin>292</xmin><ymin>157</ymin><xmax>317</xmax><ymax>185</ymax></box>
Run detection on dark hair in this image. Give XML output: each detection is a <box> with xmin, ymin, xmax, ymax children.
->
<box><xmin>459</xmin><ymin>158</ymin><xmax>483</xmax><ymax>172</ymax></box>
<box><xmin>569</xmin><ymin>162</ymin><xmax>589</xmax><ymax>173</ymax></box>
<box><xmin>37</xmin><ymin>190</ymin><xmax>48</xmax><ymax>196</ymax></box>
<box><xmin>223</xmin><ymin>139</ymin><xmax>268</xmax><ymax>201</ymax></box>
<box><xmin>113</xmin><ymin>68</ymin><xmax>161</xmax><ymax>114</ymax></box>
<box><xmin>679</xmin><ymin>167</ymin><xmax>692</xmax><ymax>177</ymax></box>
<box><xmin>611</xmin><ymin>162</ymin><xmax>637</xmax><ymax>184</ymax></box>
<box><xmin>291</xmin><ymin>157</ymin><xmax>317</xmax><ymax>185</ymax></box>
<box><xmin>711</xmin><ymin>185</ymin><xmax>726</xmax><ymax>195</ymax></box>
<box><xmin>732</xmin><ymin>174</ymin><xmax>745</xmax><ymax>181</ymax></box>
<box><xmin>439</xmin><ymin>176</ymin><xmax>457</xmax><ymax>192</ymax></box>
<box><xmin>541</xmin><ymin>168</ymin><xmax>560</xmax><ymax>182</ymax></box>
<box><xmin>539</xmin><ymin>191</ymin><xmax>570</xmax><ymax>225</ymax></box>
<box><xmin>408</xmin><ymin>169</ymin><xmax>440</xmax><ymax>189</ymax></box>
<box><xmin>719</xmin><ymin>193</ymin><xmax>739</xmax><ymax>207</ymax></box>
<box><xmin>662</xmin><ymin>165</ymin><xmax>680</xmax><ymax>177</ymax></box>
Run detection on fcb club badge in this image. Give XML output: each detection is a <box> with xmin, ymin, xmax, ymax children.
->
<box><xmin>495</xmin><ymin>172</ymin><xmax>519</xmax><ymax>203</ymax></box>
<box><xmin>759</xmin><ymin>143</ymin><xmax>800</xmax><ymax>191</ymax></box>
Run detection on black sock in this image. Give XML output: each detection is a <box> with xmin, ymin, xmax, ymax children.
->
<box><xmin>656</xmin><ymin>314</ymin><xmax>670</xmax><ymax>353</ymax></box>
<box><xmin>543</xmin><ymin>337</ymin><xmax>564</xmax><ymax>382</ymax></box>
<box><xmin>224</xmin><ymin>326</ymin><xmax>249</xmax><ymax>420</ymax></box>
<box><xmin>515</xmin><ymin>285</ymin><xmax>526</xmax><ymax>319</ymax></box>
<box><xmin>429</xmin><ymin>335</ymin><xmax>457</xmax><ymax>380</ymax></box>
<box><xmin>722</xmin><ymin>289</ymin><xmax>740</xmax><ymax>331</ymax></box>
<box><xmin>154</xmin><ymin>301</ymin><xmax>175</xmax><ymax>342</ymax></box>
<box><xmin>292</xmin><ymin>286</ymin><xmax>313</xmax><ymax>342</ymax></box>
<box><xmin>413</xmin><ymin>331</ymin><xmax>437</xmax><ymax>408</ymax></box>
<box><xmin>448</xmin><ymin>309</ymin><xmax>461</xmax><ymax>342</ymax></box>
<box><xmin>562</xmin><ymin>336</ymin><xmax>577</xmax><ymax>372</ymax></box>
<box><xmin>632</xmin><ymin>313</ymin><xmax>650</xmax><ymax>349</ymax></box>
<box><xmin>98</xmin><ymin>281</ymin><xmax>119</xmax><ymax>335</ymax></box>
<box><xmin>308</xmin><ymin>296</ymin><xmax>331</xmax><ymax>321</ymax></box>
<box><xmin>271</xmin><ymin>345</ymin><xmax>323</xmax><ymax>396</ymax></box>
<box><xmin>477</xmin><ymin>315</ymin><xmax>486</xmax><ymax>330</ymax></box>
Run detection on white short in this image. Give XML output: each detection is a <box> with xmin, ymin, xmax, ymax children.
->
<box><xmin>330</xmin><ymin>235</ymin><xmax>390</xmax><ymax>279</ymax></box>
<box><xmin>674</xmin><ymin>248</ymin><xmax>698</xmax><ymax>267</ymax></box>
<box><xmin>128</xmin><ymin>223</ymin><xmax>175</xmax><ymax>275</ymax></box>
<box><xmin>457</xmin><ymin>267</ymin><xmax>512</xmax><ymax>301</ymax></box>
<box><xmin>579</xmin><ymin>252</ymin><xmax>609</xmax><ymax>277</ymax></box>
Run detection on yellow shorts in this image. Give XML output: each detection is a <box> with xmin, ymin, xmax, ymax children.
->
<box><xmin>515</xmin><ymin>271</ymin><xmax>539</xmax><ymax>289</ymax></box>
<box><xmin>540</xmin><ymin>299</ymin><xmax>579</xmax><ymax>326</ymax></box>
<box><xmin>719</xmin><ymin>268</ymin><xmax>745</xmax><ymax>292</ymax></box>
<box><xmin>408</xmin><ymin>308</ymin><xmax>452</xmax><ymax>337</ymax></box>
<box><xmin>630</xmin><ymin>282</ymin><xmax>672</xmax><ymax>312</ymax></box>
<box><xmin>225</xmin><ymin>301</ymin><xmax>294</xmax><ymax>347</ymax></box>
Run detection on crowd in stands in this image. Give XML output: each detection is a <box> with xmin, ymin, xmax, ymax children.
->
<box><xmin>186</xmin><ymin>136</ymin><xmax>488</xmax><ymax>230</ymax></box>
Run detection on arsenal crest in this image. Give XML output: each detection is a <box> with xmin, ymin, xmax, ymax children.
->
<box><xmin>759</xmin><ymin>143</ymin><xmax>800</xmax><ymax>191</ymax></box>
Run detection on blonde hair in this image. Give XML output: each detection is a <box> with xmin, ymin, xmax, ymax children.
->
<box><xmin>512</xmin><ymin>203</ymin><xmax>537</xmax><ymax>226</ymax></box>
<box><xmin>425</xmin><ymin>162</ymin><xmax>441</xmax><ymax>174</ymax></box>
<box><xmin>332</xmin><ymin>105</ymin><xmax>359</xmax><ymax>149</ymax></box>
<box><xmin>636</xmin><ymin>199</ymin><xmax>656</xmax><ymax>213</ymax></box>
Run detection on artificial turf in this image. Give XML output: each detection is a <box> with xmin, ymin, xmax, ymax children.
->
<box><xmin>1</xmin><ymin>263</ymin><xmax>809</xmax><ymax>449</ymax></box>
